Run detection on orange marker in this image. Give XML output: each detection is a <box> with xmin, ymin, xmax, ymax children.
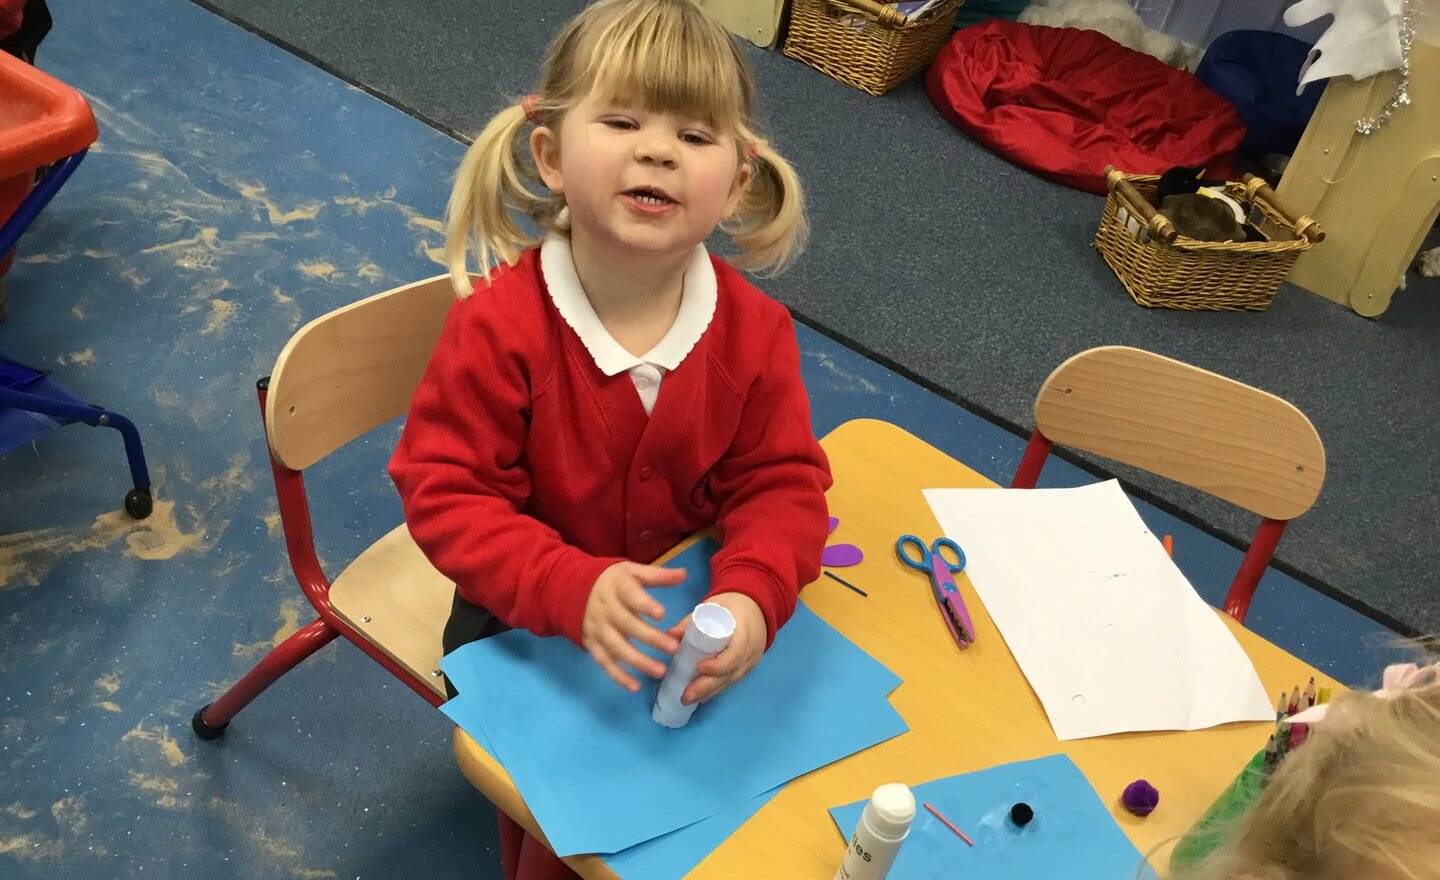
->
<box><xmin>1162</xmin><ymin>535</ymin><xmax>1174</xmax><ymax>557</ymax></box>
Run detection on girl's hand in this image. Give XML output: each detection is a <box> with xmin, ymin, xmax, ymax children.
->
<box><xmin>582</xmin><ymin>562</ymin><xmax>685</xmax><ymax>693</ymax></box>
<box><xmin>668</xmin><ymin>592</ymin><xmax>767</xmax><ymax>706</ymax></box>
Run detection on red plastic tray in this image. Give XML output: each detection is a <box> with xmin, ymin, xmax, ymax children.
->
<box><xmin>0</xmin><ymin>49</ymin><xmax>98</xmax><ymax>180</ymax></box>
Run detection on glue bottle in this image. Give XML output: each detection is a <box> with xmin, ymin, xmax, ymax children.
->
<box><xmin>834</xmin><ymin>783</ymin><xmax>914</xmax><ymax>880</ymax></box>
<box><xmin>652</xmin><ymin>602</ymin><xmax>735</xmax><ymax>728</ymax></box>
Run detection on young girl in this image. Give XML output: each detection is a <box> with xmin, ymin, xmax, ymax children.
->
<box><xmin>389</xmin><ymin>0</ymin><xmax>831</xmax><ymax>709</ymax></box>
<box><xmin>1170</xmin><ymin>660</ymin><xmax>1440</xmax><ymax>880</ymax></box>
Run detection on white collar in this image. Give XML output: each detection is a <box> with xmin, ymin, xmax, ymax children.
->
<box><xmin>540</xmin><ymin>234</ymin><xmax>716</xmax><ymax>376</ymax></box>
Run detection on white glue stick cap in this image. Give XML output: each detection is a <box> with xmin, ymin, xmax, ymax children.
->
<box><xmin>864</xmin><ymin>784</ymin><xmax>916</xmax><ymax>839</ymax></box>
<box><xmin>688</xmin><ymin>603</ymin><xmax>736</xmax><ymax>652</ymax></box>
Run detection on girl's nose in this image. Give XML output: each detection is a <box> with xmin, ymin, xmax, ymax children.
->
<box><xmin>635</xmin><ymin>131</ymin><xmax>677</xmax><ymax>168</ymax></box>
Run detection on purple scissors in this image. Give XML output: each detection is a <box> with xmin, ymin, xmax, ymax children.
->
<box><xmin>896</xmin><ymin>533</ymin><xmax>976</xmax><ymax>649</ymax></box>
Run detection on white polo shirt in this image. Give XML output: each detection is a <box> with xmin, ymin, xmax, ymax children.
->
<box><xmin>539</xmin><ymin>234</ymin><xmax>717</xmax><ymax>416</ymax></box>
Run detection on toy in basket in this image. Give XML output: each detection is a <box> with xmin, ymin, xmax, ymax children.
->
<box><xmin>1095</xmin><ymin>165</ymin><xmax>1326</xmax><ymax>312</ymax></box>
<box><xmin>782</xmin><ymin>0</ymin><xmax>964</xmax><ymax>96</ymax></box>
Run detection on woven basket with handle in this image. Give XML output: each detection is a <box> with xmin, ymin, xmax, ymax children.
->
<box><xmin>782</xmin><ymin>0</ymin><xmax>963</xmax><ymax>96</ymax></box>
<box><xmin>1095</xmin><ymin>166</ymin><xmax>1325</xmax><ymax>312</ymax></box>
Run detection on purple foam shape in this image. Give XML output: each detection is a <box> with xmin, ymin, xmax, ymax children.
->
<box><xmin>821</xmin><ymin>544</ymin><xmax>864</xmax><ymax>567</ymax></box>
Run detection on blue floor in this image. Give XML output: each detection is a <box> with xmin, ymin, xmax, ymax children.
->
<box><xmin>0</xmin><ymin>0</ymin><xmax>1407</xmax><ymax>877</ymax></box>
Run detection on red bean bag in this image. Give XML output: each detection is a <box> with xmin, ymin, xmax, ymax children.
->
<box><xmin>925</xmin><ymin>19</ymin><xmax>1245</xmax><ymax>195</ymax></box>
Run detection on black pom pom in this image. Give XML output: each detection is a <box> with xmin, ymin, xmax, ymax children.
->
<box><xmin>1010</xmin><ymin>803</ymin><xmax>1034</xmax><ymax>827</ymax></box>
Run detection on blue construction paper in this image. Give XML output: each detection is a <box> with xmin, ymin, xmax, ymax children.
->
<box><xmin>441</xmin><ymin>539</ymin><xmax>907</xmax><ymax>857</ymax></box>
<box><xmin>444</xmin><ymin>684</ymin><xmax>782</xmax><ymax>880</ymax></box>
<box><xmin>600</xmin><ymin>786</ymin><xmax>781</xmax><ymax>880</ymax></box>
<box><xmin>829</xmin><ymin>755</ymin><xmax>1148</xmax><ymax>880</ymax></box>
<box><xmin>440</xmin><ymin>695</ymin><xmax>495</xmax><ymax>756</ymax></box>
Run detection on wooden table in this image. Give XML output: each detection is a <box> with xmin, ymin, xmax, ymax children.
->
<box><xmin>453</xmin><ymin>419</ymin><xmax>1339</xmax><ymax>878</ymax></box>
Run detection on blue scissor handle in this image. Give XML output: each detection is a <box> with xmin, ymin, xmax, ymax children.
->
<box><xmin>895</xmin><ymin>534</ymin><xmax>966</xmax><ymax>572</ymax></box>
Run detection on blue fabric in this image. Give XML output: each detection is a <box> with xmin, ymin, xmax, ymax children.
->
<box><xmin>1195</xmin><ymin>29</ymin><xmax>1321</xmax><ymax>156</ymax></box>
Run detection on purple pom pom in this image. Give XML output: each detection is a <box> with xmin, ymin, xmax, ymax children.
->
<box><xmin>1122</xmin><ymin>780</ymin><xmax>1159</xmax><ymax>817</ymax></box>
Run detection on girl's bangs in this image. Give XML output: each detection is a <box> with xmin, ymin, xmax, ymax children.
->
<box><xmin>579</xmin><ymin>7</ymin><xmax>749</xmax><ymax>128</ymax></box>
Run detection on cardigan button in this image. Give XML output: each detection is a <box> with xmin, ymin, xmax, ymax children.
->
<box><xmin>638</xmin><ymin>467</ymin><xmax>653</xmax><ymax>482</ymax></box>
<box><xmin>638</xmin><ymin>530</ymin><xmax>655</xmax><ymax>543</ymax></box>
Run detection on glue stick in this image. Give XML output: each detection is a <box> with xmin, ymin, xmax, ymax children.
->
<box><xmin>835</xmin><ymin>784</ymin><xmax>914</xmax><ymax>880</ymax></box>
<box><xmin>652</xmin><ymin>602</ymin><xmax>735</xmax><ymax>728</ymax></box>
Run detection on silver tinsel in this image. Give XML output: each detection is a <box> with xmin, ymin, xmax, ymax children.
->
<box><xmin>1356</xmin><ymin>0</ymin><xmax>1415</xmax><ymax>135</ymax></box>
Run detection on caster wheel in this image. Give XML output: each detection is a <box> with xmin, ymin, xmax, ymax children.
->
<box><xmin>125</xmin><ymin>488</ymin><xmax>153</xmax><ymax>519</ymax></box>
<box><xmin>192</xmin><ymin>705</ymin><xmax>228</xmax><ymax>740</ymax></box>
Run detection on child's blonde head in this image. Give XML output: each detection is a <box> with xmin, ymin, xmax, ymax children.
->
<box><xmin>1174</xmin><ymin>668</ymin><xmax>1440</xmax><ymax>880</ymax></box>
<box><xmin>445</xmin><ymin>0</ymin><xmax>806</xmax><ymax>296</ymax></box>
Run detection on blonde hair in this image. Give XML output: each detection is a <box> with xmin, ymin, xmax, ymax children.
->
<box><xmin>443</xmin><ymin>0</ymin><xmax>807</xmax><ymax>296</ymax></box>
<box><xmin>1172</xmin><ymin>681</ymin><xmax>1440</xmax><ymax>880</ymax></box>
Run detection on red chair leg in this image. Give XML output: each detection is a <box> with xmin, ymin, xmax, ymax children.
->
<box><xmin>1223</xmin><ymin>517</ymin><xmax>1288</xmax><ymax>625</ymax></box>
<box><xmin>497</xmin><ymin>811</ymin><xmax>525</xmax><ymax>880</ymax></box>
<box><xmin>192</xmin><ymin>617</ymin><xmax>340</xmax><ymax>738</ymax></box>
<box><xmin>1011</xmin><ymin>430</ymin><xmax>1053</xmax><ymax>489</ymax></box>
<box><xmin>516</xmin><ymin>830</ymin><xmax>580</xmax><ymax>880</ymax></box>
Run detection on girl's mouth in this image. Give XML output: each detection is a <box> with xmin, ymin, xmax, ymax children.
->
<box><xmin>624</xmin><ymin>187</ymin><xmax>676</xmax><ymax>205</ymax></box>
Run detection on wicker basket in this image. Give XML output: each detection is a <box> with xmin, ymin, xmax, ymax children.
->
<box><xmin>782</xmin><ymin>0</ymin><xmax>963</xmax><ymax>96</ymax></box>
<box><xmin>1095</xmin><ymin>166</ymin><xmax>1325</xmax><ymax>312</ymax></box>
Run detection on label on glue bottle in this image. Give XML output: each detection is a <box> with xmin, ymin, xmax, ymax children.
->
<box><xmin>834</xmin><ymin>783</ymin><xmax>914</xmax><ymax>880</ymax></box>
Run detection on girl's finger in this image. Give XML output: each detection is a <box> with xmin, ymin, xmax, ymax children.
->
<box><xmin>621</xmin><ymin>614</ymin><xmax>680</xmax><ymax>656</ymax></box>
<box><xmin>632</xmin><ymin>564</ymin><xmax>686</xmax><ymax>587</ymax></box>
<box><xmin>605</xmin><ymin>632</ymin><xmax>668</xmax><ymax>680</ymax></box>
<box><xmin>697</xmin><ymin>647</ymin><xmax>743</xmax><ymax>678</ymax></box>
<box><xmin>667</xmin><ymin>618</ymin><xmax>689</xmax><ymax>640</ymax></box>
<box><xmin>619</xmin><ymin>582</ymin><xmax>666</xmax><ymax>621</ymax></box>
<box><xmin>592</xmin><ymin>649</ymin><xmax>640</xmax><ymax>693</ymax></box>
<box><xmin>682</xmin><ymin>675</ymin><xmax>719</xmax><ymax>707</ymax></box>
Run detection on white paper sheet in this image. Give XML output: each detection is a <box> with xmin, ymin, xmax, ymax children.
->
<box><xmin>923</xmin><ymin>481</ymin><xmax>1273</xmax><ymax>740</ymax></box>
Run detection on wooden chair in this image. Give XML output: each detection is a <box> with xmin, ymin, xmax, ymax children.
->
<box><xmin>191</xmin><ymin>274</ymin><xmax>457</xmax><ymax>735</ymax></box>
<box><xmin>190</xmin><ymin>274</ymin><xmax>577</xmax><ymax>880</ymax></box>
<box><xmin>1010</xmin><ymin>346</ymin><xmax>1325</xmax><ymax>623</ymax></box>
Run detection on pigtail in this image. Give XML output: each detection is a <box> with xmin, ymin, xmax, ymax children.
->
<box><xmin>444</xmin><ymin>104</ymin><xmax>548</xmax><ymax>298</ymax></box>
<box><xmin>723</xmin><ymin>136</ymin><xmax>809</xmax><ymax>276</ymax></box>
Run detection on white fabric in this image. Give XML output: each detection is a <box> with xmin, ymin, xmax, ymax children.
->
<box><xmin>1285</xmin><ymin>0</ymin><xmax>1405</xmax><ymax>95</ymax></box>
<box><xmin>1017</xmin><ymin>0</ymin><xmax>1199</xmax><ymax>68</ymax></box>
<box><xmin>540</xmin><ymin>235</ymin><xmax>717</xmax><ymax>415</ymax></box>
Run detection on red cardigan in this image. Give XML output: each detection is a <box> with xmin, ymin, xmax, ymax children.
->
<box><xmin>389</xmin><ymin>248</ymin><xmax>832</xmax><ymax>648</ymax></box>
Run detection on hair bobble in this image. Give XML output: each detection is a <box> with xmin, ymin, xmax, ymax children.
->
<box><xmin>746</xmin><ymin>142</ymin><xmax>759</xmax><ymax>160</ymax></box>
<box><xmin>521</xmin><ymin>95</ymin><xmax>542</xmax><ymax>124</ymax></box>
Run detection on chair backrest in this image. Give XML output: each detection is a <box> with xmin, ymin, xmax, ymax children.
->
<box><xmin>265</xmin><ymin>275</ymin><xmax>456</xmax><ymax>471</ymax></box>
<box><xmin>1033</xmin><ymin>346</ymin><xmax>1325</xmax><ymax>521</ymax></box>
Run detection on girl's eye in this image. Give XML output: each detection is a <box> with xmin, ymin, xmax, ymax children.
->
<box><xmin>681</xmin><ymin>131</ymin><xmax>712</xmax><ymax>146</ymax></box>
<box><xmin>603</xmin><ymin>118</ymin><xmax>637</xmax><ymax>130</ymax></box>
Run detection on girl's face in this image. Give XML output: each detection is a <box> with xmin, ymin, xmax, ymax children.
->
<box><xmin>531</xmin><ymin>88</ymin><xmax>752</xmax><ymax>264</ymax></box>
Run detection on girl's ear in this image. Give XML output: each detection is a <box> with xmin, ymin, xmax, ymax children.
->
<box><xmin>723</xmin><ymin>160</ymin><xmax>754</xmax><ymax>220</ymax></box>
<box><xmin>530</xmin><ymin>126</ymin><xmax>563</xmax><ymax>195</ymax></box>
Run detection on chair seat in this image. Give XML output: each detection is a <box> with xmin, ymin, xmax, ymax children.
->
<box><xmin>330</xmin><ymin>523</ymin><xmax>454</xmax><ymax>699</ymax></box>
